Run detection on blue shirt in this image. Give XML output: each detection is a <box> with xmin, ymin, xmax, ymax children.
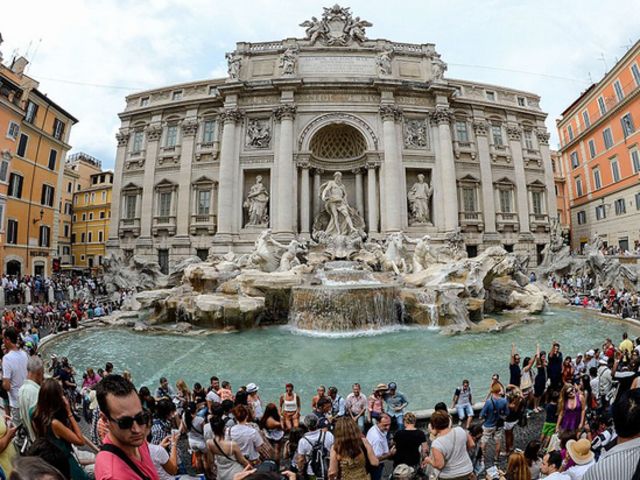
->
<box><xmin>480</xmin><ymin>396</ymin><xmax>508</xmax><ymax>428</ymax></box>
<box><xmin>385</xmin><ymin>391</ymin><xmax>408</xmax><ymax>416</ymax></box>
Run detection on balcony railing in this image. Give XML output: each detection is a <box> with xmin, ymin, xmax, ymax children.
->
<box><xmin>119</xmin><ymin>218</ymin><xmax>141</xmax><ymax>237</ymax></box>
<box><xmin>152</xmin><ymin>215</ymin><xmax>176</xmax><ymax>236</ymax></box>
<box><xmin>459</xmin><ymin>211</ymin><xmax>484</xmax><ymax>231</ymax></box>
<box><xmin>453</xmin><ymin>140</ymin><xmax>477</xmax><ymax>160</ymax></box>
<box><xmin>189</xmin><ymin>213</ymin><xmax>217</xmax><ymax>234</ymax></box>
<box><xmin>496</xmin><ymin>212</ymin><xmax>519</xmax><ymax>232</ymax></box>
<box><xmin>529</xmin><ymin>212</ymin><xmax>550</xmax><ymax>232</ymax></box>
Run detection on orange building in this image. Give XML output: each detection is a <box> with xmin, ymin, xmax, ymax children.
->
<box><xmin>557</xmin><ymin>40</ymin><xmax>640</xmax><ymax>253</ymax></box>
<box><xmin>0</xmin><ymin>55</ymin><xmax>78</xmax><ymax>276</ymax></box>
<box><xmin>551</xmin><ymin>150</ymin><xmax>571</xmax><ymax>239</ymax></box>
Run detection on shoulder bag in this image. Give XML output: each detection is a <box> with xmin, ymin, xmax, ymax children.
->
<box><xmin>101</xmin><ymin>443</ymin><xmax>151</xmax><ymax>480</ymax></box>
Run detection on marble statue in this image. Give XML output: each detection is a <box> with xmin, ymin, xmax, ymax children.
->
<box><xmin>404</xmin><ymin>234</ymin><xmax>434</xmax><ymax>273</ymax></box>
<box><xmin>432</xmin><ymin>56</ymin><xmax>447</xmax><ymax>80</ymax></box>
<box><xmin>320</xmin><ymin>172</ymin><xmax>357</xmax><ymax>236</ymax></box>
<box><xmin>376</xmin><ymin>48</ymin><xmax>392</xmax><ymax>75</ymax></box>
<box><xmin>244</xmin><ymin>176</ymin><xmax>270</xmax><ymax>226</ymax></box>
<box><xmin>299</xmin><ymin>16</ymin><xmax>326</xmax><ymax>45</ymax></box>
<box><xmin>300</xmin><ymin>5</ymin><xmax>372</xmax><ymax>46</ymax></box>
<box><xmin>444</xmin><ymin>228</ymin><xmax>467</xmax><ymax>261</ymax></box>
<box><xmin>246</xmin><ymin>119</ymin><xmax>271</xmax><ymax>148</ymax></box>
<box><xmin>278</xmin><ymin>240</ymin><xmax>306</xmax><ymax>272</ymax></box>
<box><xmin>381</xmin><ymin>232</ymin><xmax>408</xmax><ymax>275</ymax></box>
<box><xmin>279</xmin><ymin>47</ymin><xmax>298</xmax><ymax>76</ymax></box>
<box><xmin>226</xmin><ymin>53</ymin><xmax>241</xmax><ymax>80</ymax></box>
<box><xmin>404</xmin><ymin>119</ymin><xmax>428</xmax><ymax>148</ymax></box>
<box><xmin>407</xmin><ymin>174</ymin><xmax>433</xmax><ymax>225</ymax></box>
<box><xmin>248</xmin><ymin>229</ymin><xmax>287</xmax><ymax>272</ymax></box>
<box><xmin>347</xmin><ymin>16</ymin><xmax>372</xmax><ymax>43</ymax></box>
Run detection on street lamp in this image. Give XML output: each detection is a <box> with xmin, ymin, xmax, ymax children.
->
<box><xmin>32</xmin><ymin>209</ymin><xmax>44</xmax><ymax>224</ymax></box>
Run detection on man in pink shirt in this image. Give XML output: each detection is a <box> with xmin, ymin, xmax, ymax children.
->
<box><xmin>95</xmin><ymin>374</ymin><xmax>159</xmax><ymax>480</ymax></box>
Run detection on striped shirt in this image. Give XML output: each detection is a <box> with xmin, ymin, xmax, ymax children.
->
<box><xmin>583</xmin><ymin>436</ymin><xmax>640</xmax><ymax>480</ymax></box>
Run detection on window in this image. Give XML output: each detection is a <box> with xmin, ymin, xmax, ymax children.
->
<box><xmin>132</xmin><ymin>131</ymin><xmax>144</xmax><ymax>153</ymax></box>
<box><xmin>48</xmin><ymin>149</ymin><xmax>57</xmax><ymax>170</ymax></box>
<box><xmin>491</xmin><ymin>123</ymin><xmax>503</xmax><ymax>146</ymax></box>
<box><xmin>531</xmin><ymin>191</ymin><xmax>543</xmax><ymax>215</ymax></box>
<box><xmin>82</xmin><ymin>213</ymin><xmax>86</xmax><ymax>221</ymax></box>
<box><xmin>603</xmin><ymin>128</ymin><xmax>614</xmax><ymax>149</ymax></box>
<box><xmin>7</xmin><ymin>219</ymin><xmax>18</xmax><ymax>244</ymax></box>
<box><xmin>140</xmin><ymin>97</ymin><xmax>149</xmax><ymax>107</ymax></box>
<box><xmin>621</xmin><ymin>113</ymin><xmax>635</xmax><ymax>137</ymax></box>
<box><xmin>63</xmin><ymin>246</ymin><xmax>70</xmax><ymax>255</ymax></box>
<box><xmin>611</xmin><ymin>158</ymin><xmax>621</xmax><ymax>182</ymax></box>
<box><xmin>636</xmin><ymin>192</ymin><xmax>640</xmax><ymax>210</ymax></box>
<box><xmin>84</xmin><ymin>193</ymin><xmax>89</xmax><ymax>203</ymax></box>
<box><xmin>196</xmin><ymin>249</ymin><xmax>209</xmax><ymax>261</ymax></box>
<box><xmin>64</xmin><ymin>202</ymin><xmax>72</xmax><ymax>215</ymax></box>
<box><xmin>39</xmin><ymin>226</ymin><xmax>50</xmax><ymax>247</ymax></box>
<box><xmin>598</xmin><ymin>96</ymin><xmax>607</xmax><ymax>116</ymax></box>
<box><xmin>102</xmin><ymin>191</ymin><xmax>106</xmax><ymax>201</ymax></box>
<box><xmin>633</xmin><ymin>64</ymin><xmax>640</xmax><ymax>86</ymax></box>
<box><xmin>462</xmin><ymin>187</ymin><xmax>476</xmax><ymax>212</ymax></box>
<box><xmin>567</xmin><ymin>125</ymin><xmax>574</xmax><ymax>141</ymax></box>
<box><xmin>575</xmin><ymin>177</ymin><xmax>583</xmax><ymax>197</ymax></box>
<box><xmin>499</xmin><ymin>189</ymin><xmax>512</xmax><ymax>213</ymax></box>
<box><xmin>197</xmin><ymin>190</ymin><xmax>211</xmax><ymax>215</ymax></box>
<box><xmin>158</xmin><ymin>192</ymin><xmax>172</xmax><ymax>217</ymax></box>
<box><xmin>517</xmin><ymin>96</ymin><xmax>526</xmax><ymax>107</ymax></box>
<box><xmin>63</xmin><ymin>224</ymin><xmax>70</xmax><ymax>237</ymax></box>
<box><xmin>53</xmin><ymin>119</ymin><xmax>65</xmax><ymax>140</ymax></box>
<box><xmin>124</xmin><ymin>195</ymin><xmax>137</xmax><ymax>219</ymax></box>
<box><xmin>41</xmin><ymin>184</ymin><xmax>55</xmax><ymax>207</ymax></box>
<box><xmin>588</xmin><ymin>139</ymin><xmax>597</xmax><ymax>159</ymax></box>
<box><xmin>165</xmin><ymin>125</ymin><xmax>178</xmax><ymax>147</ymax></box>
<box><xmin>614</xmin><ymin>80</ymin><xmax>624</xmax><ymax>101</ymax></box>
<box><xmin>593</xmin><ymin>168</ymin><xmax>602</xmax><ymax>189</ymax></box>
<box><xmin>100</xmin><ymin>211</ymin><xmax>105</xmax><ymax>219</ymax></box>
<box><xmin>202</xmin><ymin>120</ymin><xmax>215</xmax><ymax>143</ymax></box>
<box><xmin>632</xmin><ymin>148</ymin><xmax>640</xmax><ymax>174</ymax></box>
<box><xmin>72</xmin><ymin>215</ymin><xmax>76</xmax><ymax>222</ymax></box>
<box><xmin>614</xmin><ymin>198</ymin><xmax>626</xmax><ymax>215</ymax></box>
<box><xmin>172</xmin><ymin>90</ymin><xmax>183</xmax><ymax>101</ymax></box>
<box><xmin>595</xmin><ymin>204</ymin><xmax>606</xmax><ymax>220</ymax></box>
<box><xmin>81</xmin><ymin>232</ymin><xmax>86</xmax><ymax>243</ymax></box>
<box><xmin>89</xmin><ymin>212</ymin><xmax>93</xmax><ymax>220</ymax></box>
<box><xmin>98</xmin><ymin>231</ymin><xmax>103</xmax><ymax>242</ymax></box>
<box><xmin>0</xmin><ymin>159</ymin><xmax>8</xmax><ymax>182</ymax></box>
<box><xmin>25</xmin><ymin>101</ymin><xmax>38</xmax><ymax>123</ymax></box>
<box><xmin>582</xmin><ymin>110</ymin><xmax>590</xmax><ymax>129</ymax></box>
<box><xmin>88</xmin><ymin>232</ymin><xmax>93</xmax><ymax>242</ymax></box>
<box><xmin>577</xmin><ymin>211</ymin><xmax>586</xmax><ymax>225</ymax></box>
<box><xmin>6</xmin><ymin>121</ymin><xmax>19</xmax><ymax>140</ymax></box>
<box><xmin>158</xmin><ymin>249</ymin><xmax>169</xmax><ymax>275</ymax></box>
<box><xmin>67</xmin><ymin>182</ymin><xmax>72</xmax><ymax>193</ymax></box>
<box><xmin>485</xmin><ymin>91</ymin><xmax>496</xmax><ymax>101</ymax></box>
<box><xmin>8</xmin><ymin>173</ymin><xmax>23</xmax><ymax>198</ymax></box>
<box><xmin>91</xmin><ymin>192</ymin><xmax>95</xmax><ymax>202</ymax></box>
<box><xmin>455</xmin><ymin>121</ymin><xmax>469</xmax><ymax>142</ymax></box>
<box><xmin>570</xmin><ymin>151</ymin><xmax>579</xmax><ymax>169</ymax></box>
<box><xmin>0</xmin><ymin>204</ymin><xmax>4</xmax><ymax>233</ymax></box>
<box><xmin>17</xmin><ymin>133</ymin><xmax>28</xmax><ymax>157</ymax></box>
<box><xmin>523</xmin><ymin>130</ymin><xmax>534</xmax><ymax>150</ymax></box>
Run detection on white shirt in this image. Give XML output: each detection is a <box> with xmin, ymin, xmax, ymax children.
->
<box><xmin>366</xmin><ymin>425</ymin><xmax>389</xmax><ymax>457</ymax></box>
<box><xmin>2</xmin><ymin>349</ymin><xmax>28</xmax><ymax>408</ymax></box>
<box><xmin>565</xmin><ymin>461</ymin><xmax>595</xmax><ymax>480</ymax></box>
<box><xmin>148</xmin><ymin>443</ymin><xmax>174</xmax><ymax>480</ymax></box>
<box><xmin>296</xmin><ymin>430</ymin><xmax>334</xmax><ymax>475</ymax></box>
<box><xmin>227</xmin><ymin>424</ymin><xmax>263</xmax><ymax>461</ymax></box>
<box><xmin>544</xmin><ymin>472</ymin><xmax>570</xmax><ymax>480</ymax></box>
<box><xmin>206</xmin><ymin>390</ymin><xmax>221</xmax><ymax>405</ymax></box>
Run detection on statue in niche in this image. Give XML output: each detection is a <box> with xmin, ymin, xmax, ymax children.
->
<box><xmin>320</xmin><ymin>172</ymin><xmax>358</xmax><ymax>236</ymax></box>
<box><xmin>404</xmin><ymin>119</ymin><xmax>428</xmax><ymax>148</ymax></box>
<box><xmin>376</xmin><ymin>48</ymin><xmax>393</xmax><ymax>76</ymax></box>
<box><xmin>244</xmin><ymin>176</ymin><xmax>270</xmax><ymax>226</ymax></box>
<box><xmin>279</xmin><ymin>47</ymin><xmax>298</xmax><ymax>76</ymax></box>
<box><xmin>407</xmin><ymin>173</ymin><xmax>433</xmax><ymax>225</ymax></box>
<box><xmin>226</xmin><ymin>52</ymin><xmax>241</xmax><ymax>80</ymax></box>
<box><xmin>246</xmin><ymin>119</ymin><xmax>271</xmax><ymax>148</ymax></box>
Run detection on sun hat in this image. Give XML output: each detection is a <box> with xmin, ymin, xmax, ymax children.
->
<box><xmin>586</xmin><ymin>349</ymin><xmax>595</xmax><ymax>356</ymax></box>
<box><xmin>246</xmin><ymin>382</ymin><xmax>259</xmax><ymax>393</ymax></box>
<box><xmin>392</xmin><ymin>464</ymin><xmax>415</xmax><ymax>479</ymax></box>
<box><xmin>566</xmin><ymin>439</ymin><xmax>595</xmax><ymax>465</ymax></box>
<box><xmin>375</xmin><ymin>383</ymin><xmax>389</xmax><ymax>392</ymax></box>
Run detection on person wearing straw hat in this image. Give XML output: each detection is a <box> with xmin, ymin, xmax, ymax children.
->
<box><xmin>564</xmin><ymin>438</ymin><xmax>595</xmax><ymax>479</ymax></box>
<box><xmin>367</xmin><ymin>384</ymin><xmax>388</xmax><ymax>424</ymax></box>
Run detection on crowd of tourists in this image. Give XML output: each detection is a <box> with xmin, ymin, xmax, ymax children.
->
<box><xmin>1</xmin><ymin>273</ymin><xmax>108</xmax><ymax>306</ymax></box>
<box><xmin>573</xmin><ymin>243</ymin><xmax>640</xmax><ymax>257</ymax></box>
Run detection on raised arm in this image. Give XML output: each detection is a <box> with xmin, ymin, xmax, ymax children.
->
<box><xmin>510</xmin><ymin>343</ymin><xmax>517</xmax><ymax>365</ymax></box>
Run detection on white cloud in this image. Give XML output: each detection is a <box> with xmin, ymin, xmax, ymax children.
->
<box><xmin>1</xmin><ymin>0</ymin><xmax>638</xmax><ymax>168</ymax></box>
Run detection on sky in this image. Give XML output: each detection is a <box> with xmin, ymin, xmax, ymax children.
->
<box><xmin>1</xmin><ymin>0</ymin><xmax>639</xmax><ymax>170</ymax></box>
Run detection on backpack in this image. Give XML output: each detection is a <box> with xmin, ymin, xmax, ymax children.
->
<box><xmin>304</xmin><ymin>431</ymin><xmax>329</xmax><ymax>480</ymax></box>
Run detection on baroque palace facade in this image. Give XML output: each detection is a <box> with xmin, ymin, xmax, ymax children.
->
<box><xmin>108</xmin><ymin>6</ymin><xmax>556</xmax><ymax>272</ymax></box>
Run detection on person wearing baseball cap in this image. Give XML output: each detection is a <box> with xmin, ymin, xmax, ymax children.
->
<box><xmin>384</xmin><ymin>382</ymin><xmax>408</xmax><ymax>431</ymax></box>
<box><xmin>246</xmin><ymin>383</ymin><xmax>263</xmax><ymax>421</ymax></box>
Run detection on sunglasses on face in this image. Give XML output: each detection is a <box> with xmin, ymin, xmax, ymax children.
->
<box><xmin>109</xmin><ymin>411</ymin><xmax>151</xmax><ymax>430</ymax></box>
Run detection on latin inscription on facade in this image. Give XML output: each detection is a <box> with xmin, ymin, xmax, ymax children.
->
<box><xmin>298</xmin><ymin>56</ymin><xmax>376</xmax><ymax>76</ymax></box>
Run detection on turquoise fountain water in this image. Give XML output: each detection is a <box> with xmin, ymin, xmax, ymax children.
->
<box><xmin>43</xmin><ymin>308</ymin><xmax>638</xmax><ymax>412</ymax></box>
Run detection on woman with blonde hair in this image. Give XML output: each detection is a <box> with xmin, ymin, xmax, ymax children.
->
<box><xmin>328</xmin><ymin>417</ymin><xmax>378</xmax><ymax>480</ymax></box>
<box><xmin>176</xmin><ymin>379</ymin><xmax>192</xmax><ymax>406</ymax></box>
<box><xmin>556</xmin><ymin>383</ymin><xmax>585</xmax><ymax>434</ymax></box>
<box><xmin>500</xmin><ymin>451</ymin><xmax>531</xmax><ymax>480</ymax></box>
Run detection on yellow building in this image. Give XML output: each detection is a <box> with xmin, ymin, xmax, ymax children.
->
<box><xmin>1</xmin><ymin>54</ymin><xmax>78</xmax><ymax>276</ymax></box>
<box><xmin>71</xmin><ymin>171</ymin><xmax>113</xmax><ymax>271</ymax></box>
<box><xmin>59</xmin><ymin>153</ymin><xmax>102</xmax><ymax>269</ymax></box>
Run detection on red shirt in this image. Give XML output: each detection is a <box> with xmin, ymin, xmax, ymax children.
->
<box><xmin>95</xmin><ymin>434</ymin><xmax>159</xmax><ymax>480</ymax></box>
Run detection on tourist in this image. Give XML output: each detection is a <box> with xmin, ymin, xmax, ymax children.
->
<box><xmin>563</xmin><ymin>438</ymin><xmax>595</xmax><ymax>479</ymax></box>
<box><xmin>533</xmin><ymin>350</ymin><xmax>547</xmax><ymax>413</ymax></box>
<box><xmin>480</xmin><ymin>383</ymin><xmax>508</xmax><ymax>465</ymax></box>
<box><xmin>296</xmin><ymin>414</ymin><xmax>334</xmax><ymax>479</ymax></box>
<box><xmin>611</xmin><ymin>354</ymin><xmax>639</xmax><ymax>402</ymax></box>
<box><xmin>556</xmin><ymin>384</ymin><xmax>586</xmax><ymax>434</ymax></box>
<box><xmin>367</xmin><ymin>384</ymin><xmax>387</xmax><ymax>424</ymax></box>
<box><xmin>218</xmin><ymin>381</ymin><xmax>234</xmax><ymax>402</ymax></box>
<box><xmin>602</xmin><ymin>339</ymin><xmax>615</xmax><ymax>359</ymax></box>
<box><xmin>562</xmin><ymin>357</ymin><xmax>575</xmax><ymax>385</ymax></box>
<box><xmin>280</xmin><ymin>383</ymin><xmax>301</xmax><ymax>432</ymax></box>
<box><xmin>540</xmin><ymin>451</ymin><xmax>569</xmax><ymax>480</ymax></box>
<box><xmin>227</xmin><ymin>404</ymin><xmax>264</xmax><ymax>464</ymax></box>
<box><xmin>182</xmin><ymin>402</ymin><xmax>207</xmax><ymax>471</ymax></box>
<box><xmin>147</xmin><ymin>429</ymin><xmax>178</xmax><ymax>480</ymax></box>
<box><xmin>584</xmin><ymin>389</ymin><xmax>640</xmax><ymax>479</ymax></box>
<box><xmin>154</xmin><ymin>377</ymin><xmax>175</xmax><ymax>401</ymax></box>
<box><xmin>596</xmin><ymin>357</ymin><xmax>614</xmax><ymax>409</ymax></box>
<box><xmin>32</xmin><ymin>378</ymin><xmax>87</xmax><ymax>479</ymax></box>
<box><xmin>138</xmin><ymin>386</ymin><xmax>156</xmax><ymax>414</ymax></box>
<box><xmin>451</xmin><ymin>379</ymin><xmax>474</xmax><ymax>429</ymax></box>
<box><xmin>487</xmin><ymin>373</ymin><xmax>505</xmax><ymax>399</ymax></box>
<box><xmin>283</xmin><ymin>428</ymin><xmax>304</xmax><ymax>473</ymax></box>
<box><xmin>2</xmin><ymin>326</ymin><xmax>29</xmax><ymax>424</ymax></box>
<box><xmin>619</xmin><ymin>332</ymin><xmax>634</xmax><ymax>354</ymax></box>
<box><xmin>260</xmin><ymin>403</ymin><xmax>284</xmax><ymax>463</ymax></box>
<box><xmin>18</xmin><ymin>355</ymin><xmax>44</xmax><ymax>443</ymax></box>
<box><xmin>175</xmin><ymin>379</ymin><xmax>192</xmax><ymax>407</ymax></box>
<box><xmin>504</xmin><ymin>386</ymin><xmax>525</xmax><ymax>455</ymax></box>
<box><xmin>10</xmin><ymin>456</ymin><xmax>67</xmax><ymax>480</ymax></box>
<box><xmin>384</xmin><ymin>382</ymin><xmax>408</xmax><ymax>430</ymax></box>
<box><xmin>468</xmin><ymin>424</ymin><xmax>485</xmax><ymax>478</ymax></box>
<box><xmin>206</xmin><ymin>376</ymin><xmax>222</xmax><ymax>410</ymax></box>
<box><xmin>548</xmin><ymin>342</ymin><xmax>564</xmax><ymax>389</ymax></box>
<box><xmin>206</xmin><ymin>415</ymin><xmax>251</xmax><ymax>480</ymax></box>
<box><xmin>500</xmin><ymin>451</ymin><xmax>531</xmax><ymax>480</ymax></box>
<box><xmin>520</xmin><ymin>346</ymin><xmax>539</xmax><ymax>410</ymax></box>
<box><xmin>247</xmin><ymin>383</ymin><xmax>263</xmax><ymax>421</ymax></box>
<box><xmin>365</xmin><ymin>413</ymin><xmax>394</xmax><ymax>480</ymax></box>
<box><xmin>328</xmin><ymin>386</ymin><xmax>345</xmax><ymax>423</ymax></box>
<box><xmin>193</xmin><ymin>382</ymin><xmax>207</xmax><ymax>407</ymax></box>
<box><xmin>510</xmin><ymin>344</ymin><xmax>522</xmax><ymax>388</ymax></box>
<box><xmin>150</xmin><ymin>399</ymin><xmax>176</xmax><ymax>445</ymax></box>
<box><xmin>523</xmin><ymin>440</ymin><xmax>542</xmax><ymax>480</ymax></box>
<box><xmin>540</xmin><ymin>391</ymin><xmax>560</xmax><ymax>450</ymax></box>
<box><xmin>328</xmin><ymin>416</ymin><xmax>378</xmax><ymax>480</ymax></box>
<box><xmin>315</xmin><ymin>397</ymin><xmax>333</xmax><ymax>424</ymax></box>
<box><xmin>345</xmin><ymin>383</ymin><xmax>368</xmax><ymax>431</ymax></box>
<box><xmin>393</xmin><ymin>412</ymin><xmax>427</xmax><ymax>469</ymax></box>
<box><xmin>312</xmin><ymin>385</ymin><xmax>327</xmax><ymax>411</ymax></box>
<box><xmin>422</xmin><ymin>410</ymin><xmax>474</xmax><ymax>480</ymax></box>
<box><xmin>94</xmin><ymin>375</ymin><xmax>158</xmax><ymax>480</ymax></box>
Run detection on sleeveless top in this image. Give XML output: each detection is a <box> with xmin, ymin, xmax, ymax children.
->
<box><xmin>213</xmin><ymin>438</ymin><xmax>245</xmax><ymax>480</ymax></box>
<box><xmin>48</xmin><ymin>426</ymin><xmax>89</xmax><ymax>480</ymax></box>
<box><xmin>520</xmin><ymin>369</ymin><xmax>534</xmax><ymax>390</ymax></box>
<box><xmin>338</xmin><ymin>452</ymin><xmax>369</xmax><ymax>480</ymax></box>
<box><xmin>560</xmin><ymin>395</ymin><xmax>582</xmax><ymax>432</ymax></box>
<box><xmin>283</xmin><ymin>393</ymin><xmax>298</xmax><ymax>412</ymax></box>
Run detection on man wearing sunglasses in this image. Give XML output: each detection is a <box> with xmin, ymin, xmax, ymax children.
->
<box><xmin>95</xmin><ymin>375</ymin><xmax>159</xmax><ymax>480</ymax></box>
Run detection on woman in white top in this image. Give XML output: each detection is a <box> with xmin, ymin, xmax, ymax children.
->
<box><xmin>147</xmin><ymin>429</ymin><xmax>178</xmax><ymax>480</ymax></box>
<box><xmin>279</xmin><ymin>383</ymin><xmax>301</xmax><ymax>432</ymax></box>
<box><xmin>207</xmin><ymin>416</ymin><xmax>251</xmax><ymax>480</ymax></box>
<box><xmin>422</xmin><ymin>411</ymin><xmax>474</xmax><ymax>480</ymax></box>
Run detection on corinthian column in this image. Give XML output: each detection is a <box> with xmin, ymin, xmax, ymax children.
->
<box><xmin>175</xmin><ymin>117</ymin><xmax>198</xmax><ymax>238</ymax></box>
<box><xmin>139</xmin><ymin>123</ymin><xmax>163</xmax><ymax>240</ymax></box>
<box><xmin>537</xmin><ymin>129</ymin><xmax>557</xmax><ymax>220</ymax></box>
<box><xmin>366</xmin><ymin>164</ymin><xmax>379</xmax><ymax>234</ymax></box>
<box><xmin>432</xmin><ymin>106</ymin><xmax>458</xmax><ymax>231</ymax></box>
<box><xmin>299</xmin><ymin>162</ymin><xmax>310</xmax><ymax>235</ymax></box>
<box><xmin>215</xmin><ymin>109</ymin><xmax>243</xmax><ymax>241</ymax></box>
<box><xmin>473</xmin><ymin>119</ymin><xmax>497</xmax><ymax>235</ymax></box>
<box><xmin>107</xmin><ymin>128</ymin><xmax>129</xmax><ymax>250</ymax></box>
<box><xmin>380</xmin><ymin>105</ymin><xmax>403</xmax><ymax>232</ymax></box>
<box><xmin>507</xmin><ymin>124</ymin><xmax>531</xmax><ymax>234</ymax></box>
<box><xmin>273</xmin><ymin>104</ymin><xmax>296</xmax><ymax>237</ymax></box>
